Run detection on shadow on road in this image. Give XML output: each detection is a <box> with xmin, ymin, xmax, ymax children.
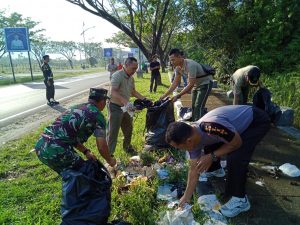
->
<box><xmin>22</xmin><ymin>83</ymin><xmax>69</xmax><ymax>89</ymax></box>
<box><xmin>51</xmin><ymin>104</ymin><xmax>67</xmax><ymax>113</ymax></box>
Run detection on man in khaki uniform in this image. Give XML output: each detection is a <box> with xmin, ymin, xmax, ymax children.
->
<box><xmin>107</xmin><ymin>57</ymin><xmax>147</xmax><ymax>155</ymax></box>
<box><xmin>160</xmin><ymin>48</ymin><xmax>213</xmax><ymax>121</ymax></box>
<box><xmin>231</xmin><ymin>65</ymin><xmax>261</xmax><ymax>105</ymax></box>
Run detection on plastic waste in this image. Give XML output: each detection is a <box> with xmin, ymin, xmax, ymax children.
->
<box><xmin>157</xmin><ymin>203</ymin><xmax>200</xmax><ymax>225</ymax></box>
<box><xmin>157</xmin><ymin>184</ymin><xmax>177</xmax><ymax>201</ymax></box>
<box><xmin>279</xmin><ymin>163</ymin><xmax>300</xmax><ymax>177</ymax></box>
<box><xmin>197</xmin><ymin>195</ymin><xmax>227</xmax><ymax>225</ymax></box>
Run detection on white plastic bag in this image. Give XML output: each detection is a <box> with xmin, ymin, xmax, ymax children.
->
<box><xmin>279</xmin><ymin>163</ymin><xmax>300</xmax><ymax>177</ymax></box>
<box><xmin>157</xmin><ymin>204</ymin><xmax>200</xmax><ymax>225</ymax></box>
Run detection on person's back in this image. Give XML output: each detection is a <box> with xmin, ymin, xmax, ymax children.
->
<box><xmin>44</xmin><ymin>103</ymin><xmax>105</xmax><ymax>145</ymax></box>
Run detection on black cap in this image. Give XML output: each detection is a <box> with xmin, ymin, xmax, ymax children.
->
<box><xmin>89</xmin><ymin>88</ymin><xmax>110</xmax><ymax>100</ymax></box>
<box><xmin>43</xmin><ymin>55</ymin><xmax>49</xmax><ymax>60</ymax></box>
<box><xmin>247</xmin><ymin>67</ymin><xmax>261</xmax><ymax>85</ymax></box>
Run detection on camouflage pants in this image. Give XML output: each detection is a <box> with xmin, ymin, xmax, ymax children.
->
<box><xmin>35</xmin><ymin>136</ymin><xmax>82</xmax><ymax>174</ymax></box>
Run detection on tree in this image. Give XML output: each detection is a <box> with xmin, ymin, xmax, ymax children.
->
<box><xmin>65</xmin><ymin>0</ymin><xmax>187</xmax><ymax>68</ymax></box>
<box><xmin>30</xmin><ymin>34</ymin><xmax>49</xmax><ymax>69</ymax></box>
<box><xmin>49</xmin><ymin>41</ymin><xmax>77</xmax><ymax>69</ymax></box>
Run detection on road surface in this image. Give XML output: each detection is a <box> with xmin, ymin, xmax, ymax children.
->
<box><xmin>0</xmin><ymin>72</ymin><xmax>109</xmax><ymax>127</ymax></box>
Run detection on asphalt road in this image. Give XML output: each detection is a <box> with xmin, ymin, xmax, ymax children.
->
<box><xmin>0</xmin><ymin>72</ymin><xmax>110</xmax><ymax>127</ymax></box>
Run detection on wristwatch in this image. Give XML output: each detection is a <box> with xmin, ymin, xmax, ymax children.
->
<box><xmin>210</xmin><ymin>152</ymin><xmax>218</xmax><ymax>162</ymax></box>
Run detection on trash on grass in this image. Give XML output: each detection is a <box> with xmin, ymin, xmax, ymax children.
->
<box><xmin>255</xmin><ymin>180</ymin><xmax>265</xmax><ymax>187</ymax></box>
<box><xmin>157</xmin><ymin>203</ymin><xmax>200</xmax><ymax>225</ymax></box>
<box><xmin>157</xmin><ymin>168</ymin><xmax>169</xmax><ymax>179</ymax></box>
<box><xmin>279</xmin><ymin>163</ymin><xmax>300</xmax><ymax>177</ymax></box>
<box><xmin>157</xmin><ymin>184</ymin><xmax>178</xmax><ymax>201</ymax></box>
<box><xmin>197</xmin><ymin>194</ymin><xmax>228</xmax><ymax>225</ymax></box>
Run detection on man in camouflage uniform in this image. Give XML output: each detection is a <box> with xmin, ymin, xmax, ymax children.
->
<box><xmin>42</xmin><ymin>55</ymin><xmax>59</xmax><ymax>106</ymax></box>
<box><xmin>35</xmin><ymin>88</ymin><xmax>116</xmax><ymax>174</ymax></box>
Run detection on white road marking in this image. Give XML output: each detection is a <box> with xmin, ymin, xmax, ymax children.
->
<box><xmin>0</xmin><ymin>82</ymin><xmax>109</xmax><ymax>124</ymax></box>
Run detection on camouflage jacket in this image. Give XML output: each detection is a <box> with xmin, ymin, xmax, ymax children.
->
<box><xmin>42</xmin><ymin>102</ymin><xmax>106</xmax><ymax>146</ymax></box>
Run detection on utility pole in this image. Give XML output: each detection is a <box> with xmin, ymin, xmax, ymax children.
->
<box><xmin>80</xmin><ymin>22</ymin><xmax>95</xmax><ymax>65</ymax></box>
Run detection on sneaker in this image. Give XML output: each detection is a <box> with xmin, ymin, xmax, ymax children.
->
<box><xmin>201</xmin><ymin>168</ymin><xmax>226</xmax><ymax>179</ymax></box>
<box><xmin>50</xmin><ymin>99</ymin><xmax>59</xmax><ymax>105</ymax></box>
<box><xmin>47</xmin><ymin>101</ymin><xmax>54</xmax><ymax>106</ymax></box>
<box><xmin>220</xmin><ymin>195</ymin><xmax>251</xmax><ymax>217</ymax></box>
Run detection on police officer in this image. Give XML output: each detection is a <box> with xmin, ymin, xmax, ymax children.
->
<box><xmin>35</xmin><ymin>88</ymin><xmax>117</xmax><ymax>174</ymax></box>
<box><xmin>42</xmin><ymin>55</ymin><xmax>59</xmax><ymax>106</ymax></box>
<box><xmin>165</xmin><ymin>105</ymin><xmax>270</xmax><ymax>217</ymax></box>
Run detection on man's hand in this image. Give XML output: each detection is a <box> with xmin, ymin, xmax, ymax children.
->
<box><xmin>171</xmin><ymin>95</ymin><xmax>180</xmax><ymax>103</ymax></box>
<box><xmin>85</xmin><ymin>151</ymin><xmax>97</xmax><ymax>161</ymax></box>
<box><xmin>196</xmin><ymin>154</ymin><xmax>213</xmax><ymax>174</ymax></box>
<box><xmin>178</xmin><ymin>195</ymin><xmax>190</xmax><ymax>208</ymax></box>
<box><xmin>108</xmin><ymin>157</ymin><xmax>117</xmax><ymax>167</ymax></box>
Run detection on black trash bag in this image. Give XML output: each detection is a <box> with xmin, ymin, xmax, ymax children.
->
<box><xmin>134</xmin><ymin>98</ymin><xmax>153</xmax><ymax>110</ymax></box>
<box><xmin>253</xmin><ymin>87</ymin><xmax>282</xmax><ymax>124</ymax></box>
<box><xmin>145</xmin><ymin>98</ymin><xmax>175</xmax><ymax>148</ymax></box>
<box><xmin>60</xmin><ymin>160</ymin><xmax>112</xmax><ymax>225</ymax></box>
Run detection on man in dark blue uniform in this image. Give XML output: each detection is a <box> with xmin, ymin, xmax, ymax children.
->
<box><xmin>42</xmin><ymin>55</ymin><xmax>59</xmax><ymax>106</ymax></box>
<box><xmin>165</xmin><ymin>105</ymin><xmax>270</xmax><ymax>217</ymax></box>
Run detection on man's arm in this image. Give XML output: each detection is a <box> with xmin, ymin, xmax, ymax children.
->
<box><xmin>172</xmin><ymin>77</ymin><xmax>196</xmax><ymax>102</ymax></box>
<box><xmin>179</xmin><ymin>159</ymin><xmax>199</xmax><ymax>207</ymax></box>
<box><xmin>132</xmin><ymin>89</ymin><xmax>145</xmax><ymax>100</ymax></box>
<box><xmin>75</xmin><ymin>143</ymin><xmax>97</xmax><ymax>161</ymax></box>
<box><xmin>160</xmin><ymin>72</ymin><xmax>181</xmax><ymax>99</ymax></box>
<box><xmin>196</xmin><ymin>131</ymin><xmax>242</xmax><ymax>173</ymax></box>
<box><xmin>96</xmin><ymin>137</ymin><xmax>116</xmax><ymax>167</ymax></box>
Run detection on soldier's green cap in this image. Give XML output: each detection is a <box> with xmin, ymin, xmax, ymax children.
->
<box><xmin>89</xmin><ymin>88</ymin><xmax>110</xmax><ymax>99</ymax></box>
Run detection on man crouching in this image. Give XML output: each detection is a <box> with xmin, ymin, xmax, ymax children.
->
<box><xmin>165</xmin><ymin>105</ymin><xmax>270</xmax><ymax>217</ymax></box>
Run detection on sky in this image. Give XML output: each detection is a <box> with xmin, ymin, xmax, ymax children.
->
<box><xmin>0</xmin><ymin>0</ymin><xmax>121</xmax><ymax>48</ymax></box>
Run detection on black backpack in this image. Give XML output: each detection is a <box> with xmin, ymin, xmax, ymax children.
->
<box><xmin>196</xmin><ymin>64</ymin><xmax>216</xmax><ymax>78</ymax></box>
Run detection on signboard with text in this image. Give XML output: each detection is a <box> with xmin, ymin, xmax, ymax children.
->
<box><xmin>4</xmin><ymin>27</ymin><xmax>30</xmax><ymax>52</ymax></box>
<box><xmin>103</xmin><ymin>48</ymin><xmax>113</xmax><ymax>58</ymax></box>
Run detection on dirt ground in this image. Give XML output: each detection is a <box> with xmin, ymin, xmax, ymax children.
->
<box><xmin>1</xmin><ymin>86</ymin><xmax>299</xmax><ymax>225</ymax></box>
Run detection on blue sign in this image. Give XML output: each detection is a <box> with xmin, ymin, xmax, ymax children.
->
<box><xmin>128</xmin><ymin>52</ymin><xmax>133</xmax><ymax>57</ymax></box>
<box><xmin>103</xmin><ymin>48</ymin><xmax>113</xmax><ymax>57</ymax></box>
<box><xmin>130</xmin><ymin>48</ymin><xmax>138</xmax><ymax>55</ymax></box>
<box><xmin>4</xmin><ymin>27</ymin><xmax>30</xmax><ymax>52</ymax></box>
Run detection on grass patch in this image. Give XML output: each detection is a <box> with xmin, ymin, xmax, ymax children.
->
<box><xmin>0</xmin><ymin>72</ymin><xmax>202</xmax><ymax>224</ymax></box>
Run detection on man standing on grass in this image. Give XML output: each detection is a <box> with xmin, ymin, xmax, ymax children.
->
<box><xmin>107</xmin><ymin>57</ymin><xmax>118</xmax><ymax>80</ymax></box>
<box><xmin>107</xmin><ymin>57</ymin><xmax>149</xmax><ymax>156</ymax></box>
<box><xmin>231</xmin><ymin>65</ymin><xmax>262</xmax><ymax>105</ymax></box>
<box><xmin>35</xmin><ymin>88</ymin><xmax>116</xmax><ymax>174</ymax></box>
<box><xmin>160</xmin><ymin>48</ymin><xmax>213</xmax><ymax>121</ymax></box>
<box><xmin>149</xmin><ymin>54</ymin><xmax>160</xmax><ymax>93</ymax></box>
<box><xmin>165</xmin><ymin>105</ymin><xmax>270</xmax><ymax>217</ymax></box>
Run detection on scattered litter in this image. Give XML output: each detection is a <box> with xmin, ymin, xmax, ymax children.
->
<box><xmin>157</xmin><ymin>184</ymin><xmax>177</xmax><ymax>201</ymax></box>
<box><xmin>199</xmin><ymin>173</ymin><xmax>208</xmax><ymax>182</ymax></box>
<box><xmin>157</xmin><ymin>203</ymin><xmax>200</xmax><ymax>225</ymax></box>
<box><xmin>198</xmin><ymin>195</ymin><xmax>228</xmax><ymax>225</ymax></box>
<box><xmin>156</xmin><ymin>168</ymin><xmax>169</xmax><ymax>179</ymax></box>
<box><xmin>167</xmin><ymin>200</ymin><xmax>179</xmax><ymax>209</ymax></box>
<box><xmin>255</xmin><ymin>180</ymin><xmax>265</xmax><ymax>187</ymax></box>
<box><xmin>290</xmin><ymin>181</ymin><xmax>299</xmax><ymax>186</ymax></box>
<box><xmin>279</xmin><ymin>163</ymin><xmax>300</xmax><ymax>177</ymax></box>
<box><xmin>220</xmin><ymin>160</ymin><xmax>227</xmax><ymax>168</ymax></box>
<box><xmin>130</xmin><ymin>155</ymin><xmax>141</xmax><ymax>165</ymax></box>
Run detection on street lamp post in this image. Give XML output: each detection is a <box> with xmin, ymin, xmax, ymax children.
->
<box><xmin>80</xmin><ymin>22</ymin><xmax>95</xmax><ymax>65</ymax></box>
